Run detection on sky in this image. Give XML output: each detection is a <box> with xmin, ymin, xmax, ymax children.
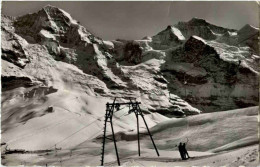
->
<box><xmin>1</xmin><ymin>1</ymin><xmax>259</xmax><ymax>40</ymax></box>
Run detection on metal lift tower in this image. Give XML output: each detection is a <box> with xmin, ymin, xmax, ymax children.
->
<box><xmin>100</xmin><ymin>97</ymin><xmax>160</xmax><ymax>166</ymax></box>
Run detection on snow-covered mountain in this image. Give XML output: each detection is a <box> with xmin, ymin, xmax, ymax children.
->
<box><xmin>1</xmin><ymin>5</ymin><xmax>259</xmax><ymax>151</ymax></box>
<box><xmin>112</xmin><ymin>17</ymin><xmax>259</xmax><ymax>112</ymax></box>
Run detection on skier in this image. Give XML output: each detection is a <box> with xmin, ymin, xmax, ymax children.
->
<box><xmin>182</xmin><ymin>142</ymin><xmax>190</xmax><ymax>159</ymax></box>
<box><xmin>177</xmin><ymin>142</ymin><xmax>185</xmax><ymax>160</ymax></box>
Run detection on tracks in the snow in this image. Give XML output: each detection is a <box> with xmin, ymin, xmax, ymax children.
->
<box><xmin>104</xmin><ymin>153</ymin><xmax>216</xmax><ymax>166</ymax></box>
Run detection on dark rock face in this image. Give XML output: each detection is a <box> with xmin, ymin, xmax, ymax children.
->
<box><xmin>13</xmin><ymin>5</ymin><xmax>95</xmax><ymax>53</ymax></box>
<box><xmin>162</xmin><ymin>36</ymin><xmax>259</xmax><ymax>112</ymax></box>
<box><xmin>2</xmin><ymin>76</ymin><xmax>33</xmax><ymax>91</ymax></box>
<box><xmin>184</xmin><ymin>36</ymin><xmax>216</xmax><ymax>59</ymax></box>
<box><xmin>175</xmin><ymin>19</ymin><xmax>216</xmax><ymax>40</ymax></box>
<box><xmin>151</xmin><ymin>26</ymin><xmax>184</xmax><ymax>50</ymax></box>
<box><xmin>175</xmin><ymin>18</ymin><xmax>237</xmax><ymax>41</ymax></box>
<box><xmin>14</xmin><ymin>5</ymin><xmax>73</xmax><ymax>41</ymax></box>
<box><xmin>22</xmin><ymin>86</ymin><xmax>58</xmax><ymax>99</ymax></box>
<box><xmin>237</xmin><ymin>24</ymin><xmax>259</xmax><ymax>54</ymax></box>
<box><xmin>188</xmin><ymin>18</ymin><xmax>236</xmax><ymax>34</ymax></box>
<box><xmin>123</xmin><ymin>41</ymin><xmax>142</xmax><ymax>64</ymax></box>
<box><xmin>1</xmin><ymin>28</ymin><xmax>30</xmax><ymax>68</ymax></box>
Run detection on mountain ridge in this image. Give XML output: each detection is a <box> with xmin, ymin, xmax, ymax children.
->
<box><xmin>2</xmin><ymin>5</ymin><xmax>259</xmax><ymax>115</ymax></box>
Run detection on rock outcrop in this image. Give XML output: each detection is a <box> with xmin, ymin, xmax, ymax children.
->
<box><xmin>161</xmin><ymin>36</ymin><xmax>258</xmax><ymax>112</ymax></box>
<box><xmin>1</xmin><ymin>16</ymin><xmax>30</xmax><ymax>68</ymax></box>
<box><xmin>237</xmin><ymin>24</ymin><xmax>259</xmax><ymax>54</ymax></box>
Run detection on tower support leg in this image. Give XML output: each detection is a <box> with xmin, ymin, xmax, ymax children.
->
<box><xmin>136</xmin><ymin>113</ymin><xmax>140</xmax><ymax>156</ymax></box>
<box><xmin>101</xmin><ymin>114</ymin><xmax>108</xmax><ymax>166</ymax></box>
<box><xmin>110</xmin><ymin>118</ymin><xmax>120</xmax><ymax>166</ymax></box>
<box><xmin>138</xmin><ymin>105</ymin><xmax>160</xmax><ymax>157</ymax></box>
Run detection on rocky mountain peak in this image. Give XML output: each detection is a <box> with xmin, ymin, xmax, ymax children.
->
<box><xmin>150</xmin><ymin>25</ymin><xmax>185</xmax><ymax>49</ymax></box>
<box><xmin>13</xmin><ymin>5</ymin><xmax>80</xmax><ymax>38</ymax></box>
<box><xmin>175</xmin><ymin>17</ymin><xmax>237</xmax><ymax>40</ymax></box>
<box><xmin>238</xmin><ymin>24</ymin><xmax>259</xmax><ymax>35</ymax></box>
<box><xmin>42</xmin><ymin>4</ymin><xmax>78</xmax><ymax>26</ymax></box>
<box><xmin>166</xmin><ymin>25</ymin><xmax>173</xmax><ymax>30</ymax></box>
<box><xmin>11</xmin><ymin>5</ymin><xmax>101</xmax><ymax>54</ymax></box>
<box><xmin>43</xmin><ymin>4</ymin><xmax>61</xmax><ymax>11</ymax></box>
<box><xmin>242</xmin><ymin>24</ymin><xmax>259</xmax><ymax>30</ymax></box>
<box><xmin>187</xmin><ymin>17</ymin><xmax>208</xmax><ymax>26</ymax></box>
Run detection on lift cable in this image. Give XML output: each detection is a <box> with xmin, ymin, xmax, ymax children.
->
<box><xmin>48</xmin><ymin>105</ymin><xmax>129</xmax><ymax>151</ymax></box>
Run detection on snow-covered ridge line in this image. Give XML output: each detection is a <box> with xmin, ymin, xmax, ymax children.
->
<box><xmin>248</xmin><ymin>24</ymin><xmax>259</xmax><ymax>30</ymax></box>
<box><xmin>192</xmin><ymin>35</ymin><xmax>207</xmax><ymax>44</ymax></box>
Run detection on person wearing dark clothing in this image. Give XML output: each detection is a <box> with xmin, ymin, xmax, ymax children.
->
<box><xmin>177</xmin><ymin>142</ymin><xmax>185</xmax><ymax>160</ymax></box>
<box><xmin>182</xmin><ymin>143</ymin><xmax>190</xmax><ymax>159</ymax></box>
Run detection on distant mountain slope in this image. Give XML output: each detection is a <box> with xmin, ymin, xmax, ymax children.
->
<box><xmin>112</xmin><ymin>18</ymin><xmax>258</xmax><ymax>112</ymax></box>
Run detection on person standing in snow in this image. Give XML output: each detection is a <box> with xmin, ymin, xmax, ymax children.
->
<box><xmin>182</xmin><ymin>142</ymin><xmax>190</xmax><ymax>159</ymax></box>
<box><xmin>177</xmin><ymin>142</ymin><xmax>185</xmax><ymax>160</ymax></box>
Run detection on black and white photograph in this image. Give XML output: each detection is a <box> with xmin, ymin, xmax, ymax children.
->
<box><xmin>1</xmin><ymin>1</ymin><xmax>259</xmax><ymax>166</ymax></box>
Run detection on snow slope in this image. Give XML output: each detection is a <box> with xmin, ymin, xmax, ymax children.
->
<box><xmin>2</xmin><ymin>106</ymin><xmax>257</xmax><ymax>166</ymax></box>
<box><xmin>101</xmin><ymin>106</ymin><xmax>259</xmax><ymax>166</ymax></box>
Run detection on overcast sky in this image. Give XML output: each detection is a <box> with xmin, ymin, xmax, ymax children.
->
<box><xmin>2</xmin><ymin>1</ymin><xmax>259</xmax><ymax>40</ymax></box>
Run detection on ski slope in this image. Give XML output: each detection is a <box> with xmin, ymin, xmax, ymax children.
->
<box><xmin>2</xmin><ymin>106</ymin><xmax>258</xmax><ymax>166</ymax></box>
